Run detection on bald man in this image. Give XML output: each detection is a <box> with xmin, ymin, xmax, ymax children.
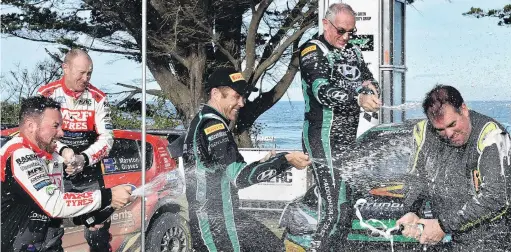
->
<box><xmin>38</xmin><ymin>49</ymin><xmax>114</xmax><ymax>252</ymax></box>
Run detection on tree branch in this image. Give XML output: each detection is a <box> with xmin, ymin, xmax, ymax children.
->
<box><xmin>244</xmin><ymin>0</ymin><xmax>273</xmax><ymax>76</ymax></box>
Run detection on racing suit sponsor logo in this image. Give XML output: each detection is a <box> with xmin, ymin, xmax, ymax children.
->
<box><xmin>105</xmin><ymin>124</ymin><xmax>113</xmax><ymax>130</ymax></box>
<box><xmin>29</xmin><ymin>211</ymin><xmax>50</xmax><ymax>221</ymax></box>
<box><xmin>34</xmin><ymin>180</ymin><xmax>51</xmax><ymax>191</ymax></box>
<box><xmin>46</xmin><ymin>184</ymin><xmax>58</xmax><ymax>195</ymax></box>
<box><xmin>76</xmin><ymin>98</ymin><xmax>92</xmax><ymax>106</ymax></box>
<box><xmin>61</xmin><ymin>109</ymin><xmax>93</xmax><ymax>130</ymax></box>
<box><xmin>63</xmin><ymin>191</ymin><xmax>94</xmax><ymax>206</ymax></box>
<box><xmin>209</xmin><ymin>138</ymin><xmax>228</xmax><ymax>148</ymax></box>
<box><xmin>204</xmin><ymin>123</ymin><xmax>225</xmax><ymax>135</ymax></box>
<box><xmin>325</xmin><ymin>88</ymin><xmax>348</xmax><ymax>101</ymax></box>
<box><xmin>301</xmin><ymin>51</ymin><xmax>318</xmax><ymax>62</ymax></box>
<box><xmin>338</xmin><ymin>64</ymin><xmax>361</xmax><ymax>80</ymax></box>
<box><xmin>16</xmin><ymin>154</ymin><xmax>38</xmax><ymax>165</ymax></box>
<box><xmin>229</xmin><ymin>73</ymin><xmax>245</xmax><ymax>82</ymax></box>
<box><xmin>27</xmin><ymin>166</ymin><xmax>44</xmax><ymax>177</ymax></box>
<box><xmin>208</xmin><ymin>131</ymin><xmax>227</xmax><ymax>141</ymax></box>
<box><xmin>256</xmin><ymin>169</ymin><xmax>277</xmax><ymax>182</ymax></box>
<box><xmin>54</xmin><ymin>96</ymin><xmax>66</xmax><ymax>104</ymax></box>
<box><xmin>19</xmin><ymin>161</ymin><xmax>41</xmax><ymax>171</ymax></box>
<box><xmin>301</xmin><ymin>45</ymin><xmax>317</xmax><ymax>56</ymax></box>
<box><xmin>91</xmin><ymin>145</ymin><xmax>109</xmax><ymax>163</ymax></box>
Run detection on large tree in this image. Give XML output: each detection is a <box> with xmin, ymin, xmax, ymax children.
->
<box><xmin>463</xmin><ymin>4</ymin><xmax>511</xmax><ymax>26</ymax></box>
<box><xmin>1</xmin><ymin>0</ymin><xmax>317</xmax><ymax>147</ymax></box>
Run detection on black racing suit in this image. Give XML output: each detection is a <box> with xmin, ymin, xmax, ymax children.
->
<box><xmin>1</xmin><ymin>136</ymin><xmax>111</xmax><ymax>252</ymax></box>
<box><xmin>183</xmin><ymin>104</ymin><xmax>293</xmax><ymax>252</ymax></box>
<box><xmin>406</xmin><ymin>111</ymin><xmax>511</xmax><ymax>251</ymax></box>
<box><xmin>38</xmin><ymin>79</ymin><xmax>114</xmax><ymax>252</ymax></box>
<box><xmin>299</xmin><ymin>35</ymin><xmax>378</xmax><ymax>250</ymax></box>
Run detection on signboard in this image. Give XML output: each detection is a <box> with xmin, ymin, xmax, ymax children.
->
<box><xmin>237</xmin><ymin>149</ymin><xmax>309</xmax><ymax>202</ymax></box>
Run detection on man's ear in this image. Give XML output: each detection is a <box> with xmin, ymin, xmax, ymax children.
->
<box><xmin>25</xmin><ymin>117</ymin><xmax>39</xmax><ymax>134</ymax></box>
<box><xmin>62</xmin><ymin>63</ymin><xmax>69</xmax><ymax>75</ymax></box>
<box><xmin>461</xmin><ymin>103</ymin><xmax>469</xmax><ymax>116</ymax></box>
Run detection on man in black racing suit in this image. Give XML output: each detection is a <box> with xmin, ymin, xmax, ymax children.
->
<box><xmin>183</xmin><ymin>67</ymin><xmax>311</xmax><ymax>251</ymax></box>
<box><xmin>299</xmin><ymin>3</ymin><xmax>381</xmax><ymax>251</ymax></box>
<box><xmin>397</xmin><ymin>85</ymin><xmax>511</xmax><ymax>251</ymax></box>
<box><xmin>37</xmin><ymin>49</ymin><xmax>114</xmax><ymax>251</ymax></box>
<box><xmin>1</xmin><ymin>96</ymin><xmax>131</xmax><ymax>252</ymax></box>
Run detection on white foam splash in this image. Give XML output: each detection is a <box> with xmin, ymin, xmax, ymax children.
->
<box><xmin>381</xmin><ymin>102</ymin><xmax>422</xmax><ymax>111</ymax></box>
<box><xmin>131</xmin><ymin>170</ymin><xmax>185</xmax><ymax>197</ymax></box>
<box><xmin>354</xmin><ymin>199</ymin><xmax>400</xmax><ymax>252</ymax></box>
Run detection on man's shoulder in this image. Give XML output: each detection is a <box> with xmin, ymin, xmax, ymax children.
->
<box><xmin>38</xmin><ymin>79</ymin><xmax>63</xmax><ymax>97</ymax></box>
<box><xmin>300</xmin><ymin>39</ymin><xmax>327</xmax><ymax>59</ymax></box>
<box><xmin>86</xmin><ymin>84</ymin><xmax>107</xmax><ymax>103</ymax></box>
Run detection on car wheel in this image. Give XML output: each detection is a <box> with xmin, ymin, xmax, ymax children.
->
<box><xmin>146</xmin><ymin>213</ymin><xmax>191</xmax><ymax>252</ymax></box>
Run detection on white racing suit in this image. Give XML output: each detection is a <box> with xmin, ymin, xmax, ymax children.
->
<box><xmin>38</xmin><ymin>79</ymin><xmax>114</xmax><ymax>251</ymax></box>
<box><xmin>1</xmin><ymin>136</ymin><xmax>112</xmax><ymax>252</ymax></box>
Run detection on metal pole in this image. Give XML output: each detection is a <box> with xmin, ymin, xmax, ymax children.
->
<box><xmin>141</xmin><ymin>0</ymin><xmax>147</xmax><ymax>250</ymax></box>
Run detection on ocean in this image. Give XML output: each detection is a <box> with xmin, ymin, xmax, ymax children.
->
<box><xmin>255</xmin><ymin>101</ymin><xmax>511</xmax><ymax>149</ymax></box>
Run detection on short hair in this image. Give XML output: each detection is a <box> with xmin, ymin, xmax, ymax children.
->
<box><xmin>206</xmin><ymin>86</ymin><xmax>230</xmax><ymax>99</ymax></box>
<box><xmin>422</xmin><ymin>85</ymin><xmax>464</xmax><ymax>118</ymax></box>
<box><xmin>63</xmin><ymin>48</ymin><xmax>92</xmax><ymax>64</ymax></box>
<box><xmin>19</xmin><ymin>96</ymin><xmax>61</xmax><ymax>125</ymax></box>
<box><xmin>325</xmin><ymin>3</ymin><xmax>356</xmax><ymax>21</ymax></box>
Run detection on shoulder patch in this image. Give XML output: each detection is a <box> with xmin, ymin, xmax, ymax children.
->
<box><xmin>301</xmin><ymin>45</ymin><xmax>317</xmax><ymax>57</ymax></box>
<box><xmin>478</xmin><ymin>122</ymin><xmax>500</xmax><ymax>153</ymax></box>
<box><xmin>204</xmin><ymin>123</ymin><xmax>225</xmax><ymax>135</ymax></box>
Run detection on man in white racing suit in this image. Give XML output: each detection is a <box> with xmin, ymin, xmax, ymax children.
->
<box><xmin>1</xmin><ymin>96</ymin><xmax>132</xmax><ymax>252</ymax></box>
<box><xmin>37</xmin><ymin>49</ymin><xmax>115</xmax><ymax>251</ymax></box>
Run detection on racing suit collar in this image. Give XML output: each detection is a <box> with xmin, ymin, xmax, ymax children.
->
<box><xmin>19</xmin><ymin>134</ymin><xmax>53</xmax><ymax>160</ymax></box>
<box><xmin>61</xmin><ymin>77</ymin><xmax>86</xmax><ymax>99</ymax></box>
<box><xmin>202</xmin><ymin>104</ymin><xmax>231</xmax><ymax>125</ymax></box>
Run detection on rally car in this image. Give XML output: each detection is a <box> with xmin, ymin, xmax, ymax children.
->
<box><xmin>0</xmin><ymin>126</ymin><xmax>191</xmax><ymax>252</ymax></box>
<box><xmin>280</xmin><ymin>120</ymin><xmax>511</xmax><ymax>252</ymax></box>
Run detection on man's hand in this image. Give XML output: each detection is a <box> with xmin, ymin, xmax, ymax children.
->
<box><xmin>110</xmin><ymin>185</ymin><xmax>133</xmax><ymax>210</ymax></box>
<box><xmin>284</xmin><ymin>152</ymin><xmax>311</xmax><ymax>169</ymax></box>
<box><xmin>362</xmin><ymin>80</ymin><xmax>379</xmax><ymax>96</ymax></box>
<box><xmin>358</xmin><ymin>81</ymin><xmax>381</xmax><ymax>112</ymax></box>
<box><xmin>61</xmin><ymin>148</ymin><xmax>75</xmax><ymax>164</ymax></box>
<box><xmin>397</xmin><ymin>212</ymin><xmax>421</xmax><ymax>239</ymax></box>
<box><xmin>260</xmin><ymin>150</ymin><xmax>277</xmax><ymax>162</ymax></box>
<box><xmin>65</xmin><ymin>164</ymin><xmax>83</xmax><ymax>177</ymax></box>
<box><xmin>417</xmin><ymin>219</ymin><xmax>445</xmax><ymax>245</ymax></box>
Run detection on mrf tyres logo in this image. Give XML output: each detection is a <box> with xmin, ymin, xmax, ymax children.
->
<box><xmin>64</xmin><ymin>191</ymin><xmax>94</xmax><ymax>206</ymax></box>
<box><xmin>61</xmin><ymin>109</ymin><xmax>94</xmax><ymax>130</ymax></box>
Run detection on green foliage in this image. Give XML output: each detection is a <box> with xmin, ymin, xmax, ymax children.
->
<box><xmin>110</xmin><ymin>97</ymin><xmax>180</xmax><ymax>130</ymax></box>
<box><xmin>504</xmin><ymin>5</ymin><xmax>511</xmax><ymax>13</ymax></box>
<box><xmin>0</xmin><ymin>101</ymin><xmax>21</xmax><ymax>125</ymax></box>
<box><xmin>466</xmin><ymin>7</ymin><xmax>484</xmax><ymax>15</ymax></box>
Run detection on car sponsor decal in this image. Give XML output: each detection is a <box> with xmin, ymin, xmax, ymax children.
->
<box><xmin>301</xmin><ymin>45</ymin><xmax>316</xmax><ymax>57</ymax></box>
<box><xmin>369</xmin><ymin>184</ymin><xmax>404</xmax><ymax>198</ymax></box>
<box><xmin>204</xmin><ymin>123</ymin><xmax>225</xmax><ymax>135</ymax></box>
<box><xmin>103</xmin><ymin>158</ymin><xmax>116</xmax><ymax>172</ymax></box>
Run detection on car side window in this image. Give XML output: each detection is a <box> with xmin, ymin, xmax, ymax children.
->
<box><xmin>102</xmin><ymin>139</ymin><xmax>153</xmax><ymax>174</ymax></box>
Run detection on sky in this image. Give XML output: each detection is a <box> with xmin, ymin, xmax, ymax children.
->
<box><xmin>1</xmin><ymin>0</ymin><xmax>510</xmax><ymax>103</ymax></box>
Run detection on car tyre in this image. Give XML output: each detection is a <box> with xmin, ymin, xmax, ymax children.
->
<box><xmin>146</xmin><ymin>213</ymin><xmax>191</xmax><ymax>252</ymax></box>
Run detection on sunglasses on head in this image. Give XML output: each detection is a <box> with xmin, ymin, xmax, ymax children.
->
<box><xmin>327</xmin><ymin>19</ymin><xmax>357</xmax><ymax>36</ymax></box>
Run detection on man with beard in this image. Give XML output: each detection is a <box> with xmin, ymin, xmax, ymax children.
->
<box><xmin>1</xmin><ymin>96</ymin><xmax>132</xmax><ymax>252</ymax></box>
<box><xmin>299</xmin><ymin>3</ymin><xmax>381</xmax><ymax>250</ymax></box>
<box><xmin>38</xmin><ymin>49</ymin><xmax>114</xmax><ymax>251</ymax></box>
<box><xmin>183</xmin><ymin>67</ymin><xmax>311</xmax><ymax>251</ymax></box>
<box><xmin>397</xmin><ymin>85</ymin><xmax>511</xmax><ymax>251</ymax></box>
